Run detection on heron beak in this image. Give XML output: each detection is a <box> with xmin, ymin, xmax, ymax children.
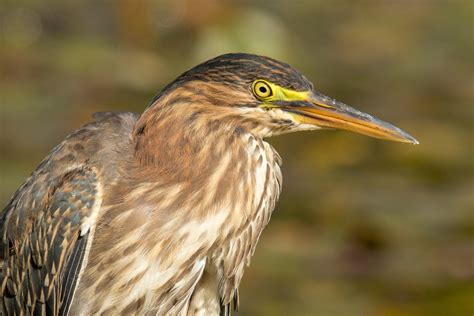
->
<box><xmin>283</xmin><ymin>91</ymin><xmax>419</xmax><ymax>144</ymax></box>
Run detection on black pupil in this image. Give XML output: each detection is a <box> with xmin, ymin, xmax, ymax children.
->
<box><xmin>259</xmin><ymin>86</ymin><xmax>267</xmax><ymax>94</ymax></box>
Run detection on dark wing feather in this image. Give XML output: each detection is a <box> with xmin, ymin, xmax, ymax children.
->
<box><xmin>1</xmin><ymin>166</ymin><xmax>101</xmax><ymax>316</ymax></box>
<box><xmin>60</xmin><ymin>231</ymin><xmax>89</xmax><ymax>316</ymax></box>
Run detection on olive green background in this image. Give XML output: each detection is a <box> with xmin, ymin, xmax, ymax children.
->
<box><xmin>1</xmin><ymin>1</ymin><xmax>473</xmax><ymax>315</ymax></box>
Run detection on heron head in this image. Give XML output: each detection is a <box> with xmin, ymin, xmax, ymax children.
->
<box><xmin>150</xmin><ymin>53</ymin><xmax>418</xmax><ymax>144</ymax></box>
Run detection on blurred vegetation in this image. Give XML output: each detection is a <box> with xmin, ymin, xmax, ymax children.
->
<box><xmin>1</xmin><ymin>1</ymin><xmax>473</xmax><ymax>315</ymax></box>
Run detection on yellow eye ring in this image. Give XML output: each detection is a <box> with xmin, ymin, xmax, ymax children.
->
<box><xmin>252</xmin><ymin>80</ymin><xmax>273</xmax><ymax>99</ymax></box>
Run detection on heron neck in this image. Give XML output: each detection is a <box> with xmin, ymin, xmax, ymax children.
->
<box><xmin>132</xmin><ymin>102</ymin><xmax>253</xmax><ymax>183</ymax></box>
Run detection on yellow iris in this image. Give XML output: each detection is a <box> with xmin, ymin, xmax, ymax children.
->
<box><xmin>252</xmin><ymin>80</ymin><xmax>273</xmax><ymax>99</ymax></box>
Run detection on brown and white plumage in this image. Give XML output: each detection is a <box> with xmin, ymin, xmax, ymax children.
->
<box><xmin>1</xmin><ymin>53</ymin><xmax>417</xmax><ymax>315</ymax></box>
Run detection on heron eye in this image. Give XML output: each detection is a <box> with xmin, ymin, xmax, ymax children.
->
<box><xmin>252</xmin><ymin>80</ymin><xmax>273</xmax><ymax>99</ymax></box>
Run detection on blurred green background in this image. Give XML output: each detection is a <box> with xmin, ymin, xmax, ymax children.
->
<box><xmin>1</xmin><ymin>1</ymin><xmax>473</xmax><ymax>315</ymax></box>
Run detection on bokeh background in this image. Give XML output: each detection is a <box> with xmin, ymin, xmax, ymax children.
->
<box><xmin>1</xmin><ymin>1</ymin><xmax>473</xmax><ymax>315</ymax></box>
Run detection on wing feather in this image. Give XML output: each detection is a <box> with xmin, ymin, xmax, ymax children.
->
<box><xmin>1</xmin><ymin>166</ymin><xmax>101</xmax><ymax>315</ymax></box>
<box><xmin>59</xmin><ymin>231</ymin><xmax>88</xmax><ymax>316</ymax></box>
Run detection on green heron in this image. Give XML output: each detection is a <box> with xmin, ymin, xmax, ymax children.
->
<box><xmin>1</xmin><ymin>53</ymin><xmax>417</xmax><ymax>315</ymax></box>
